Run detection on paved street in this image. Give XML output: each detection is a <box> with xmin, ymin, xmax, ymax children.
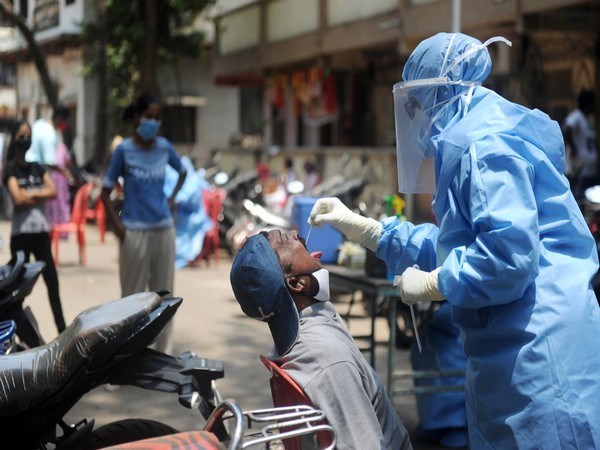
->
<box><xmin>0</xmin><ymin>219</ymin><xmax>445</xmax><ymax>449</ymax></box>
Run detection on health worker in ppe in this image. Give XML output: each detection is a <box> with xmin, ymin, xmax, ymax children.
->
<box><xmin>309</xmin><ymin>32</ymin><xmax>600</xmax><ymax>449</ymax></box>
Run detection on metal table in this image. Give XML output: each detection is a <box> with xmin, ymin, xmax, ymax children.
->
<box><xmin>386</xmin><ymin>297</ymin><xmax>465</xmax><ymax>399</ymax></box>
<box><xmin>326</xmin><ymin>265</ymin><xmax>465</xmax><ymax>400</ymax></box>
<box><xmin>325</xmin><ymin>265</ymin><xmax>398</xmax><ymax>375</ymax></box>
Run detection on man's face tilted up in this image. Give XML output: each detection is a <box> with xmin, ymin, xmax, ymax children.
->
<box><xmin>260</xmin><ymin>229</ymin><xmax>324</xmax><ymax>299</ymax></box>
<box><xmin>230</xmin><ymin>229</ymin><xmax>330</xmax><ymax>356</ymax></box>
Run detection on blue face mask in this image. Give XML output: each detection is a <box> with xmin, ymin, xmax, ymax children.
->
<box><xmin>137</xmin><ymin>119</ymin><xmax>161</xmax><ymax>141</ymax></box>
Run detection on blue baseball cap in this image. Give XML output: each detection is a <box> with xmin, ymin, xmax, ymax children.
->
<box><xmin>229</xmin><ymin>233</ymin><xmax>299</xmax><ymax>356</ymax></box>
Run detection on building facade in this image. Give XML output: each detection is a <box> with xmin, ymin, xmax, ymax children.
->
<box><xmin>0</xmin><ymin>0</ymin><xmax>597</xmax><ymax>220</ymax></box>
<box><xmin>213</xmin><ymin>0</ymin><xmax>599</xmax><ymax>144</ymax></box>
<box><xmin>0</xmin><ymin>0</ymin><xmax>240</xmax><ymax>168</ymax></box>
<box><xmin>211</xmin><ymin>0</ymin><xmax>599</xmax><ymax>218</ymax></box>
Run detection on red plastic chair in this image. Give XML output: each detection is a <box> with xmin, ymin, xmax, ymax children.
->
<box><xmin>51</xmin><ymin>182</ymin><xmax>93</xmax><ymax>266</ymax></box>
<box><xmin>196</xmin><ymin>187</ymin><xmax>226</xmax><ymax>267</ymax></box>
<box><xmin>259</xmin><ymin>354</ymin><xmax>333</xmax><ymax>449</ymax></box>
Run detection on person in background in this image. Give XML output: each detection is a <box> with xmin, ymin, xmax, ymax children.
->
<box><xmin>3</xmin><ymin>119</ymin><xmax>67</xmax><ymax>337</ymax></box>
<box><xmin>101</xmin><ymin>93</ymin><xmax>187</xmax><ymax>354</ymax></box>
<box><xmin>163</xmin><ymin>155</ymin><xmax>213</xmax><ymax>270</ymax></box>
<box><xmin>0</xmin><ymin>132</ymin><xmax>13</xmax><ymax>220</ymax></box>
<box><xmin>230</xmin><ymin>230</ymin><xmax>413</xmax><ymax>450</ymax></box>
<box><xmin>310</xmin><ymin>33</ymin><xmax>600</xmax><ymax>449</ymax></box>
<box><xmin>279</xmin><ymin>157</ymin><xmax>297</xmax><ymax>187</ymax></box>
<box><xmin>27</xmin><ymin>105</ymin><xmax>72</xmax><ymax>230</ymax></box>
<box><xmin>303</xmin><ymin>159</ymin><xmax>322</xmax><ymax>193</ymax></box>
<box><xmin>564</xmin><ymin>89</ymin><xmax>597</xmax><ymax>199</ymax></box>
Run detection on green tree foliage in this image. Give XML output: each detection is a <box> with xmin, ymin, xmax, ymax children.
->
<box><xmin>80</xmin><ymin>0</ymin><xmax>214</xmax><ymax>163</ymax></box>
<box><xmin>80</xmin><ymin>0</ymin><xmax>214</xmax><ymax>111</ymax></box>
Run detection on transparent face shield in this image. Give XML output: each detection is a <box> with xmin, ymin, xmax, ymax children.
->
<box><xmin>393</xmin><ymin>78</ymin><xmax>447</xmax><ymax>194</ymax></box>
<box><xmin>393</xmin><ymin>79</ymin><xmax>479</xmax><ymax>194</ymax></box>
<box><xmin>393</xmin><ymin>36</ymin><xmax>512</xmax><ymax>195</ymax></box>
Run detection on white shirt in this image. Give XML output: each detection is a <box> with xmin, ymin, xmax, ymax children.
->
<box><xmin>564</xmin><ymin>108</ymin><xmax>597</xmax><ymax>177</ymax></box>
<box><xmin>26</xmin><ymin>118</ymin><xmax>57</xmax><ymax>166</ymax></box>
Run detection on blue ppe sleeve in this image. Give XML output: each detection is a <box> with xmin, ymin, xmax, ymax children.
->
<box><xmin>376</xmin><ymin>216</ymin><xmax>439</xmax><ymax>275</ymax></box>
<box><xmin>438</xmin><ymin>146</ymin><xmax>540</xmax><ymax>308</ymax></box>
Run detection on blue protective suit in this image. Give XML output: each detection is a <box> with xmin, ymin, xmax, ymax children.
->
<box><xmin>381</xmin><ymin>33</ymin><xmax>600</xmax><ymax>449</ymax></box>
<box><xmin>379</xmin><ymin>220</ymin><xmax>468</xmax><ymax>447</ymax></box>
<box><xmin>164</xmin><ymin>156</ymin><xmax>213</xmax><ymax>269</ymax></box>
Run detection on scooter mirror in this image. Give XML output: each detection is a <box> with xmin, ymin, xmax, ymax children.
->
<box><xmin>214</xmin><ymin>172</ymin><xmax>229</xmax><ymax>186</ymax></box>
<box><xmin>287</xmin><ymin>180</ymin><xmax>304</xmax><ymax>194</ymax></box>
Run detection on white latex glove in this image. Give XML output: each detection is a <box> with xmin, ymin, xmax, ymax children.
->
<box><xmin>396</xmin><ymin>266</ymin><xmax>445</xmax><ymax>305</ymax></box>
<box><xmin>308</xmin><ymin>197</ymin><xmax>382</xmax><ymax>252</ymax></box>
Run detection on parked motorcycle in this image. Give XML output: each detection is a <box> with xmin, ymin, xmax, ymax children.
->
<box><xmin>224</xmin><ymin>197</ymin><xmax>294</xmax><ymax>256</ymax></box>
<box><xmin>224</xmin><ymin>160</ymin><xmax>371</xmax><ymax>257</ymax></box>
<box><xmin>215</xmin><ymin>168</ymin><xmax>264</xmax><ymax>257</ymax></box>
<box><xmin>0</xmin><ymin>290</ymin><xmax>225</xmax><ymax>449</ymax></box>
<box><xmin>323</xmin><ymin>177</ymin><xmax>370</xmax><ymax>213</ymax></box>
<box><xmin>0</xmin><ymin>319</ymin><xmax>16</xmax><ymax>354</ymax></box>
<box><xmin>102</xmin><ymin>400</ymin><xmax>336</xmax><ymax>450</ymax></box>
<box><xmin>0</xmin><ymin>251</ymin><xmax>47</xmax><ymax>349</ymax></box>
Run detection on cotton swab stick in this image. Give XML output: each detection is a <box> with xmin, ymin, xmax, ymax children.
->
<box><xmin>305</xmin><ymin>225</ymin><xmax>313</xmax><ymax>245</ymax></box>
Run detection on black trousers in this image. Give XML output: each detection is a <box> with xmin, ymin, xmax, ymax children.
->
<box><xmin>10</xmin><ymin>233</ymin><xmax>66</xmax><ymax>333</ymax></box>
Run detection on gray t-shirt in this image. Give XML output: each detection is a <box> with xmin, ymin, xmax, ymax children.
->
<box><xmin>273</xmin><ymin>302</ymin><xmax>412</xmax><ymax>450</ymax></box>
<box><xmin>3</xmin><ymin>161</ymin><xmax>50</xmax><ymax>236</ymax></box>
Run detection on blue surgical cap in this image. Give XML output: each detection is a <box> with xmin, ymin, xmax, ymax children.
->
<box><xmin>400</xmin><ymin>33</ymin><xmax>498</xmax><ymax>138</ymax></box>
<box><xmin>403</xmin><ymin>32</ymin><xmax>493</xmax><ymax>85</ymax></box>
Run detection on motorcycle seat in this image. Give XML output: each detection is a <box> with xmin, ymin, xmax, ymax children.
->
<box><xmin>0</xmin><ymin>251</ymin><xmax>25</xmax><ymax>292</ymax></box>
<box><xmin>0</xmin><ymin>292</ymin><xmax>163</xmax><ymax>416</ymax></box>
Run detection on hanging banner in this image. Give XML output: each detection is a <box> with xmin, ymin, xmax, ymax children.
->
<box><xmin>270</xmin><ymin>66</ymin><xmax>339</xmax><ymax>126</ymax></box>
<box><xmin>303</xmin><ymin>71</ymin><xmax>338</xmax><ymax>127</ymax></box>
<box><xmin>34</xmin><ymin>0</ymin><xmax>60</xmax><ymax>32</ymax></box>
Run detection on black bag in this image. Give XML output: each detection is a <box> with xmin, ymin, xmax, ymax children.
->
<box><xmin>365</xmin><ymin>249</ymin><xmax>388</xmax><ymax>279</ymax></box>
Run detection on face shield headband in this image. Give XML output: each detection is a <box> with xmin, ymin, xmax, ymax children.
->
<box><xmin>393</xmin><ymin>35</ymin><xmax>512</xmax><ymax>194</ymax></box>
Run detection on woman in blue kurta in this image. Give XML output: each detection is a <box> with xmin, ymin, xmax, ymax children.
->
<box><xmin>309</xmin><ymin>33</ymin><xmax>600</xmax><ymax>449</ymax></box>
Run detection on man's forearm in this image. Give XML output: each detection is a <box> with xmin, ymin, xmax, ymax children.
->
<box><xmin>101</xmin><ymin>189</ymin><xmax>125</xmax><ymax>239</ymax></box>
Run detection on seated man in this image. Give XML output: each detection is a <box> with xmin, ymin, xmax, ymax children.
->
<box><xmin>230</xmin><ymin>230</ymin><xmax>413</xmax><ymax>450</ymax></box>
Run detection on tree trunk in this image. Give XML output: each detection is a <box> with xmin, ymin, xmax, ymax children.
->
<box><xmin>94</xmin><ymin>0</ymin><xmax>109</xmax><ymax>168</ymax></box>
<box><xmin>0</xmin><ymin>0</ymin><xmax>58</xmax><ymax>109</ymax></box>
<box><xmin>140</xmin><ymin>0</ymin><xmax>158</xmax><ymax>94</ymax></box>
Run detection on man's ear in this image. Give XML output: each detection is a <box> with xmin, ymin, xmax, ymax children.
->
<box><xmin>285</xmin><ymin>275</ymin><xmax>310</xmax><ymax>294</ymax></box>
